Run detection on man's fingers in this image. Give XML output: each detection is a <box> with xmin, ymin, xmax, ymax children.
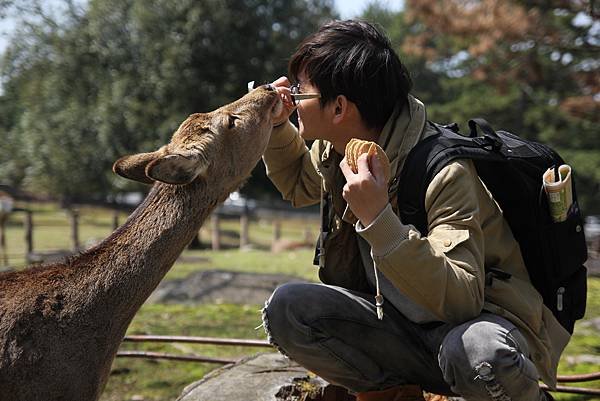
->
<box><xmin>274</xmin><ymin>87</ymin><xmax>294</xmax><ymax>107</ymax></box>
<box><xmin>356</xmin><ymin>154</ymin><xmax>372</xmax><ymax>176</ymax></box>
<box><xmin>342</xmin><ymin>183</ymin><xmax>350</xmax><ymax>201</ymax></box>
<box><xmin>272</xmin><ymin>77</ymin><xmax>294</xmax><ymax>107</ymax></box>
<box><xmin>369</xmin><ymin>154</ymin><xmax>384</xmax><ymax>183</ymax></box>
<box><xmin>271</xmin><ymin>82</ymin><xmax>297</xmax><ymax>125</ymax></box>
<box><xmin>272</xmin><ymin>76</ymin><xmax>291</xmax><ymax>88</ymax></box>
<box><xmin>339</xmin><ymin>157</ymin><xmax>354</xmax><ymax>179</ymax></box>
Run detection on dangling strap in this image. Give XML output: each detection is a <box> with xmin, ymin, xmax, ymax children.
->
<box><xmin>374</xmin><ymin>265</ymin><xmax>384</xmax><ymax>320</ymax></box>
<box><xmin>319</xmin><ymin>181</ymin><xmax>325</xmax><ymax>268</ymax></box>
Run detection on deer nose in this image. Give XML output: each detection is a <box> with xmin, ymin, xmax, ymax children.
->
<box><xmin>263</xmin><ymin>84</ymin><xmax>276</xmax><ymax>92</ymax></box>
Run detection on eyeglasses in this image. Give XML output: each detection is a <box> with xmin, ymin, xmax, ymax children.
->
<box><xmin>247</xmin><ymin>81</ymin><xmax>321</xmax><ymax>106</ymax></box>
<box><xmin>290</xmin><ymin>83</ymin><xmax>321</xmax><ymax>106</ymax></box>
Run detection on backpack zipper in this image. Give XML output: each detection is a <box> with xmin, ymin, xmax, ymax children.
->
<box><xmin>557</xmin><ymin>286</ymin><xmax>565</xmax><ymax>312</ymax></box>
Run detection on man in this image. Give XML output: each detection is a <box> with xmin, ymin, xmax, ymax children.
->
<box><xmin>260</xmin><ymin>20</ymin><xmax>567</xmax><ymax>401</ymax></box>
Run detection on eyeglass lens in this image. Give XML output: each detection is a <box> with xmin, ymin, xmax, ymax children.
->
<box><xmin>291</xmin><ymin>84</ymin><xmax>299</xmax><ymax>106</ymax></box>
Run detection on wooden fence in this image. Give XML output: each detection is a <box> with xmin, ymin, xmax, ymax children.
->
<box><xmin>0</xmin><ymin>207</ymin><xmax>318</xmax><ymax>268</ymax></box>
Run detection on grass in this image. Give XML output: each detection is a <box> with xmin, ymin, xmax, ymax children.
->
<box><xmin>101</xmin><ymin>303</ymin><xmax>269</xmax><ymax>401</ymax></box>
<box><xmin>168</xmin><ymin>248</ymin><xmax>318</xmax><ymax>282</ymax></box>
<box><xmin>552</xmin><ymin>278</ymin><xmax>600</xmax><ymax>400</ymax></box>
<box><xmin>1</xmin><ymin>201</ymin><xmax>598</xmax><ymax>400</ymax></box>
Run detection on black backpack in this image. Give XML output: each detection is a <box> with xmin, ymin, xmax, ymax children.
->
<box><xmin>397</xmin><ymin>118</ymin><xmax>588</xmax><ymax>333</ymax></box>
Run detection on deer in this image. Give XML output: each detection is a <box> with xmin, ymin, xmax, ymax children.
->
<box><xmin>0</xmin><ymin>85</ymin><xmax>281</xmax><ymax>401</ymax></box>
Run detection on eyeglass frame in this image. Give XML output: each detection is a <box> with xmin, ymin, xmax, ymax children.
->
<box><xmin>246</xmin><ymin>81</ymin><xmax>321</xmax><ymax>106</ymax></box>
<box><xmin>290</xmin><ymin>83</ymin><xmax>321</xmax><ymax>106</ymax></box>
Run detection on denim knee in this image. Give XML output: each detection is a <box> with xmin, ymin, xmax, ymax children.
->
<box><xmin>439</xmin><ymin>319</ymin><xmax>512</xmax><ymax>371</ymax></box>
<box><xmin>438</xmin><ymin>314</ymin><xmax>541</xmax><ymax>400</ymax></box>
<box><xmin>262</xmin><ymin>282</ymin><xmax>314</xmax><ymax>355</ymax></box>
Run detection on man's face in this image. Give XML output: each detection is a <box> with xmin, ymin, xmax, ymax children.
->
<box><xmin>295</xmin><ymin>72</ymin><xmax>334</xmax><ymax>142</ymax></box>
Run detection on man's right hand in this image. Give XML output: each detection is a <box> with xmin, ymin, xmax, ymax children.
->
<box><xmin>271</xmin><ymin>76</ymin><xmax>297</xmax><ymax>127</ymax></box>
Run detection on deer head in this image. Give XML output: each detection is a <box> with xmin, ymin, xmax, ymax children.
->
<box><xmin>113</xmin><ymin>85</ymin><xmax>281</xmax><ymax>186</ymax></box>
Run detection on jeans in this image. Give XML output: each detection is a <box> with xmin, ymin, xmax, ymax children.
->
<box><xmin>262</xmin><ymin>282</ymin><xmax>546</xmax><ymax>401</ymax></box>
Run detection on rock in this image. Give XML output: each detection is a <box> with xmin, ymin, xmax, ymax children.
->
<box><xmin>176</xmin><ymin>353</ymin><xmax>457</xmax><ymax>401</ymax></box>
<box><xmin>177</xmin><ymin>353</ymin><xmax>354</xmax><ymax>401</ymax></box>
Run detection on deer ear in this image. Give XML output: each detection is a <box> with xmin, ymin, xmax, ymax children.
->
<box><xmin>113</xmin><ymin>151</ymin><xmax>161</xmax><ymax>184</ymax></box>
<box><xmin>145</xmin><ymin>154</ymin><xmax>209</xmax><ymax>185</ymax></box>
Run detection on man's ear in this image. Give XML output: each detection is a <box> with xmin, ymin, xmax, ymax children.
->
<box><xmin>332</xmin><ymin>95</ymin><xmax>349</xmax><ymax>124</ymax></box>
<box><xmin>145</xmin><ymin>154</ymin><xmax>209</xmax><ymax>185</ymax></box>
<box><xmin>113</xmin><ymin>151</ymin><xmax>162</xmax><ymax>184</ymax></box>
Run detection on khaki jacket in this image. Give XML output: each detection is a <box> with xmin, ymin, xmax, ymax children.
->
<box><xmin>262</xmin><ymin>96</ymin><xmax>570</xmax><ymax>387</ymax></box>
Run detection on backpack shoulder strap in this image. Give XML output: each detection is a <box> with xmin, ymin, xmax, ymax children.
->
<box><xmin>396</xmin><ymin>121</ymin><xmax>505</xmax><ymax>235</ymax></box>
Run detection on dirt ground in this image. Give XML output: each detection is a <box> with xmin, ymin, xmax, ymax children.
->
<box><xmin>148</xmin><ymin>269</ymin><xmax>308</xmax><ymax>305</ymax></box>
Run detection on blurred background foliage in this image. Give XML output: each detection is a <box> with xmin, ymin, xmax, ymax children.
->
<box><xmin>0</xmin><ymin>0</ymin><xmax>598</xmax><ymax>213</ymax></box>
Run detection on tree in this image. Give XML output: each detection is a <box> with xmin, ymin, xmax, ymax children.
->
<box><xmin>380</xmin><ymin>0</ymin><xmax>600</xmax><ymax>213</ymax></box>
<box><xmin>0</xmin><ymin>0</ymin><xmax>338</xmax><ymax>202</ymax></box>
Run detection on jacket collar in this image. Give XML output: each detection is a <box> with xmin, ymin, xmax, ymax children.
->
<box><xmin>378</xmin><ymin>95</ymin><xmax>427</xmax><ymax>194</ymax></box>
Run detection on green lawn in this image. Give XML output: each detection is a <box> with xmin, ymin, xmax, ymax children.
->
<box><xmin>167</xmin><ymin>248</ymin><xmax>318</xmax><ymax>282</ymax></box>
<box><xmin>1</xmin><ymin>202</ymin><xmax>598</xmax><ymax>400</ymax></box>
<box><xmin>101</xmin><ymin>303</ymin><xmax>270</xmax><ymax>401</ymax></box>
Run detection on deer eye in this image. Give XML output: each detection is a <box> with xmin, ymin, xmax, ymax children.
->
<box><xmin>228</xmin><ymin>114</ymin><xmax>240</xmax><ymax>129</ymax></box>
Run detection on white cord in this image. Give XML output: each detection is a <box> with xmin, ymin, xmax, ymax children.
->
<box><xmin>374</xmin><ymin>265</ymin><xmax>384</xmax><ymax>320</ymax></box>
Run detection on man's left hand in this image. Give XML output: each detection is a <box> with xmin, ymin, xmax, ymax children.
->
<box><xmin>340</xmin><ymin>153</ymin><xmax>389</xmax><ymax>226</ymax></box>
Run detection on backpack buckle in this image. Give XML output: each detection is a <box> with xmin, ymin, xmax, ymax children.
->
<box><xmin>473</xmin><ymin>135</ymin><xmax>502</xmax><ymax>152</ymax></box>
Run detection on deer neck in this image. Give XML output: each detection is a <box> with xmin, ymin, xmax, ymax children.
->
<box><xmin>75</xmin><ymin>177</ymin><xmax>237</xmax><ymax>333</ymax></box>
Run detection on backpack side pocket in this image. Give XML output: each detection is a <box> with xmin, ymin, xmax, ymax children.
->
<box><xmin>541</xmin><ymin>207</ymin><xmax>588</xmax><ymax>333</ymax></box>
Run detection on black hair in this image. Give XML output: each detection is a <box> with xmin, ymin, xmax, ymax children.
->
<box><xmin>289</xmin><ymin>20</ymin><xmax>412</xmax><ymax>131</ymax></box>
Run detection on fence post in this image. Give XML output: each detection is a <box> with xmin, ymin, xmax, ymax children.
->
<box><xmin>303</xmin><ymin>227</ymin><xmax>313</xmax><ymax>243</ymax></box>
<box><xmin>211</xmin><ymin>213</ymin><xmax>221</xmax><ymax>251</ymax></box>
<box><xmin>70</xmin><ymin>209</ymin><xmax>80</xmax><ymax>251</ymax></box>
<box><xmin>0</xmin><ymin>216</ymin><xmax>7</xmax><ymax>266</ymax></box>
<box><xmin>240</xmin><ymin>211</ymin><xmax>249</xmax><ymax>249</ymax></box>
<box><xmin>25</xmin><ymin>210</ymin><xmax>33</xmax><ymax>255</ymax></box>
<box><xmin>113</xmin><ymin>210</ymin><xmax>120</xmax><ymax>231</ymax></box>
<box><xmin>196</xmin><ymin>229</ymin><xmax>202</xmax><ymax>246</ymax></box>
<box><xmin>272</xmin><ymin>218</ymin><xmax>281</xmax><ymax>243</ymax></box>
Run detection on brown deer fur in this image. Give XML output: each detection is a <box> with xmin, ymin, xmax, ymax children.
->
<box><xmin>0</xmin><ymin>86</ymin><xmax>281</xmax><ymax>401</ymax></box>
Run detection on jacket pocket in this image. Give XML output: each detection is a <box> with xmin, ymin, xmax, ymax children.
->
<box><xmin>428</xmin><ymin>228</ymin><xmax>470</xmax><ymax>254</ymax></box>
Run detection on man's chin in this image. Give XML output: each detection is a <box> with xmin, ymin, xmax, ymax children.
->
<box><xmin>299</xmin><ymin>129</ymin><xmax>315</xmax><ymax>141</ymax></box>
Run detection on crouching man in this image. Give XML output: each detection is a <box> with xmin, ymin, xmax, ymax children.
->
<box><xmin>260</xmin><ymin>19</ymin><xmax>567</xmax><ymax>401</ymax></box>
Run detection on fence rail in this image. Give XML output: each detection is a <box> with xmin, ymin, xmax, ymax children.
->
<box><xmin>540</xmin><ymin>384</ymin><xmax>600</xmax><ymax>396</ymax></box>
<box><xmin>123</xmin><ymin>334</ymin><xmax>271</xmax><ymax>347</ymax></box>
<box><xmin>116</xmin><ymin>351</ymin><xmax>236</xmax><ymax>365</ymax></box>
